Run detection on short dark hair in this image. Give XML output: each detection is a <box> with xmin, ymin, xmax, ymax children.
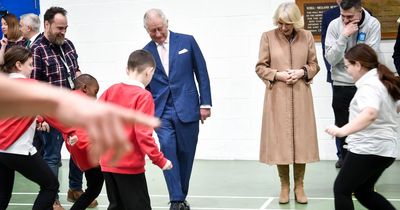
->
<box><xmin>74</xmin><ymin>74</ymin><xmax>98</xmax><ymax>90</ymax></box>
<box><xmin>127</xmin><ymin>50</ymin><xmax>156</xmax><ymax>72</ymax></box>
<box><xmin>340</xmin><ymin>0</ymin><xmax>362</xmax><ymax>10</ymax></box>
<box><xmin>44</xmin><ymin>7</ymin><xmax>67</xmax><ymax>23</ymax></box>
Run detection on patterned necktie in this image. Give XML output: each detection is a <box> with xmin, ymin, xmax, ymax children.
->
<box><xmin>25</xmin><ymin>40</ymin><xmax>31</xmax><ymax>48</ymax></box>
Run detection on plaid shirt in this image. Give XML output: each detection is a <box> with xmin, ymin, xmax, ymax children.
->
<box><xmin>31</xmin><ymin>36</ymin><xmax>80</xmax><ymax>88</ymax></box>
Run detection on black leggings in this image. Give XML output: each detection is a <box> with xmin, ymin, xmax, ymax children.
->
<box><xmin>0</xmin><ymin>152</ymin><xmax>59</xmax><ymax>210</ymax></box>
<box><xmin>70</xmin><ymin>166</ymin><xmax>104</xmax><ymax>210</ymax></box>
<box><xmin>334</xmin><ymin>151</ymin><xmax>396</xmax><ymax>210</ymax></box>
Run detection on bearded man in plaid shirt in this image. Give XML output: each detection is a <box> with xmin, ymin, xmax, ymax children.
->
<box><xmin>30</xmin><ymin>6</ymin><xmax>98</xmax><ymax>210</ymax></box>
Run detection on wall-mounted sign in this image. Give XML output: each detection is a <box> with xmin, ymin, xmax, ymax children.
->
<box><xmin>296</xmin><ymin>0</ymin><xmax>400</xmax><ymax>41</ymax></box>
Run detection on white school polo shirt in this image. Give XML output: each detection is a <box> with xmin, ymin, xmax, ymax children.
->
<box><xmin>346</xmin><ymin>69</ymin><xmax>399</xmax><ymax>158</ymax></box>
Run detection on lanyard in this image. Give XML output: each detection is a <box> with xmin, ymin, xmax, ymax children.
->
<box><xmin>59</xmin><ymin>46</ymin><xmax>75</xmax><ymax>89</ymax></box>
<box><xmin>59</xmin><ymin>47</ymin><xmax>72</xmax><ymax>74</ymax></box>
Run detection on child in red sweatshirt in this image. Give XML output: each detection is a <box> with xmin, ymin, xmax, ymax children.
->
<box><xmin>0</xmin><ymin>46</ymin><xmax>59</xmax><ymax>210</ymax></box>
<box><xmin>99</xmin><ymin>49</ymin><xmax>172</xmax><ymax>210</ymax></box>
<box><xmin>39</xmin><ymin>74</ymin><xmax>103</xmax><ymax>210</ymax></box>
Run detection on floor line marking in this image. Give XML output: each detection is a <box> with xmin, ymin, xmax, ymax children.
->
<box><xmin>152</xmin><ymin>194</ymin><xmax>274</xmax><ymax>199</ymax></box>
<box><xmin>10</xmin><ymin>193</ymin><xmax>400</xmax><ymax>202</ymax></box>
<box><xmin>11</xmin><ymin>192</ymin><xmax>274</xmax><ymax>199</ymax></box>
<box><xmin>7</xmin><ymin>203</ymin><xmax>262</xmax><ymax>210</ymax></box>
<box><xmin>258</xmin><ymin>197</ymin><xmax>274</xmax><ymax>210</ymax></box>
<box><xmin>155</xmin><ymin>208</ymin><xmax>259</xmax><ymax>210</ymax></box>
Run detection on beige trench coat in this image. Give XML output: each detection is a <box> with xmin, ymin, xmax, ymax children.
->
<box><xmin>256</xmin><ymin>28</ymin><xmax>320</xmax><ymax>165</ymax></box>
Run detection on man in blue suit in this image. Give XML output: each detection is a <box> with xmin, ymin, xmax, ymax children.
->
<box><xmin>143</xmin><ymin>8</ymin><xmax>212</xmax><ymax>210</ymax></box>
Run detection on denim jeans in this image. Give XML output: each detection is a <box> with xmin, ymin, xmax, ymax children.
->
<box><xmin>41</xmin><ymin>128</ymin><xmax>64</xmax><ymax>178</ymax></box>
<box><xmin>40</xmin><ymin>127</ymin><xmax>83</xmax><ymax>194</ymax></box>
<box><xmin>69</xmin><ymin>158</ymin><xmax>83</xmax><ymax>191</ymax></box>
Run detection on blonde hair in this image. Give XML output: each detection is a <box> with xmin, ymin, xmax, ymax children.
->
<box><xmin>272</xmin><ymin>2</ymin><xmax>304</xmax><ymax>30</ymax></box>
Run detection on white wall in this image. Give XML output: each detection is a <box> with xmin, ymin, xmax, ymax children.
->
<box><xmin>39</xmin><ymin>0</ymin><xmax>399</xmax><ymax>160</ymax></box>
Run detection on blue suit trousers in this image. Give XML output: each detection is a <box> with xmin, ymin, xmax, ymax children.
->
<box><xmin>156</xmin><ymin>98</ymin><xmax>199</xmax><ymax>201</ymax></box>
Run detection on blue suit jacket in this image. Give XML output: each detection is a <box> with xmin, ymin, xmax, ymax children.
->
<box><xmin>321</xmin><ymin>6</ymin><xmax>340</xmax><ymax>83</ymax></box>
<box><xmin>144</xmin><ymin>31</ymin><xmax>212</xmax><ymax>123</ymax></box>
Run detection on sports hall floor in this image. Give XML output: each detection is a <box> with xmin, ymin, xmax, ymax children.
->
<box><xmin>8</xmin><ymin>160</ymin><xmax>400</xmax><ymax>210</ymax></box>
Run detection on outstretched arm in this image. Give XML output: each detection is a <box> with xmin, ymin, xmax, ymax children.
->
<box><xmin>0</xmin><ymin>73</ymin><xmax>160</xmax><ymax>163</ymax></box>
<box><xmin>325</xmin><ymin>107</ymin><xmax>378</xmax><ymax>137</ymax></box>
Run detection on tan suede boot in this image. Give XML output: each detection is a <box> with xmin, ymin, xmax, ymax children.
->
<box><xmin>277</xmin><ymin>165</ymin><xmax>290</xmax><ymax>204</ymax></box>
<box><xmin>293</xmin><ymin>163</ymin><xmax>308</xmax><ymax>204</ymax></box>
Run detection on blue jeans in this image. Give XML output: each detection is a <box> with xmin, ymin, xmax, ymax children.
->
<box><xmin>40</xmin><ymin>127</ymin><xmax>83</xmax><ymax>193</ymax></box>
<box><xmin>69</xmin><ymin>158</ymin><xmax>83</xmax><ymax>191</ymax></box>
<box><xmin>41</xmin><ymin>128</ymin><xmax>63</xmax><ymax>178</ymax></box>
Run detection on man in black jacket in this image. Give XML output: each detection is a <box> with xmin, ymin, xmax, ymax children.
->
<box><xmin>393</xmin><ymin>22</ymin><xmax>400</xmax><ymax>76</ymax></box>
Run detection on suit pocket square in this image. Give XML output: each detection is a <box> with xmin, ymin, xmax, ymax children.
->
<box><xmin>178</xmin><ymin>49</ymin><xmax>188</xmax><ymax>54</ymax></box>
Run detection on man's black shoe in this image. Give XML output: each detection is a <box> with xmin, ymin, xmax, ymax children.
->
<box><xmin>169</xmin><ymin>201</ymin><xmax>186</xmax><ymax>210</ymax></box>
<box><xmin>183</xmin><ymin>200</ymin><xmax>191</xmax><ymax>210</ymax></box>
<box><xmin>335</xmin><ymin>159</ymin><xmax>343</xmax><ymax>168</ymax></box>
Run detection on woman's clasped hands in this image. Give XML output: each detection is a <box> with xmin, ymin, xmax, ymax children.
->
<box><xmin>275</xmin><ymin>69</ymin><xmax>305</xmax><ymax>84</ymax></box>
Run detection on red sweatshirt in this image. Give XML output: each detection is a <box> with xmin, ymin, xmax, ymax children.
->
<box><xmin>0</xmin><ymin>79</ymin><xmax>36</xmax><ymax>150</ymax></box>
<box><xmin>99</xmin><ymin>82</ymin><xmax>167</xmax><ymax>174</ymax></box>
<box><xmin>40</xmin><ymin>90</ymin><xmax>96</xmax><ymax>171</ymax></box>
<box><xmin>0</xmin><ymin>118</ymin><xmax>34</xmax><ymax>150</ymax></box>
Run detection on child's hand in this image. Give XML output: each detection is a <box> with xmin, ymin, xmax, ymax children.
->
<box><xmin>325</xmin><ymin>125</ymin><xmax>344</xmax><ymax>138</ymax></box>
<box><xmin>68</xmin><ymin>135</ymin><xmax>78</xmax><ymax>146</ymax></box>
<box><xmin>37</xmin><ymin>121</ymin><xmax>50</xmax><ymax>132</ymax></box>
<box><xmin>162</xmin><ymin>160</ymin><xmax>173</xmax><ymax>170</ymax></box>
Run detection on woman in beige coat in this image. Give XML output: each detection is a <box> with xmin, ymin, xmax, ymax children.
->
<box><xmin>255</xmin><ymin>2</ymin><xmax>320</xmax><ymax>204</ymax></box>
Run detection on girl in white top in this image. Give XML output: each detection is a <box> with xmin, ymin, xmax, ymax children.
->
<box><xmin>325</xmin><ymin>43</ymin><xmax>400</xmax><ymax>210</ymax></box>
<box><xmin>0</xmin><ymin>46</ymin><xmax>59</xmax><ymax>210</ymax></box>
